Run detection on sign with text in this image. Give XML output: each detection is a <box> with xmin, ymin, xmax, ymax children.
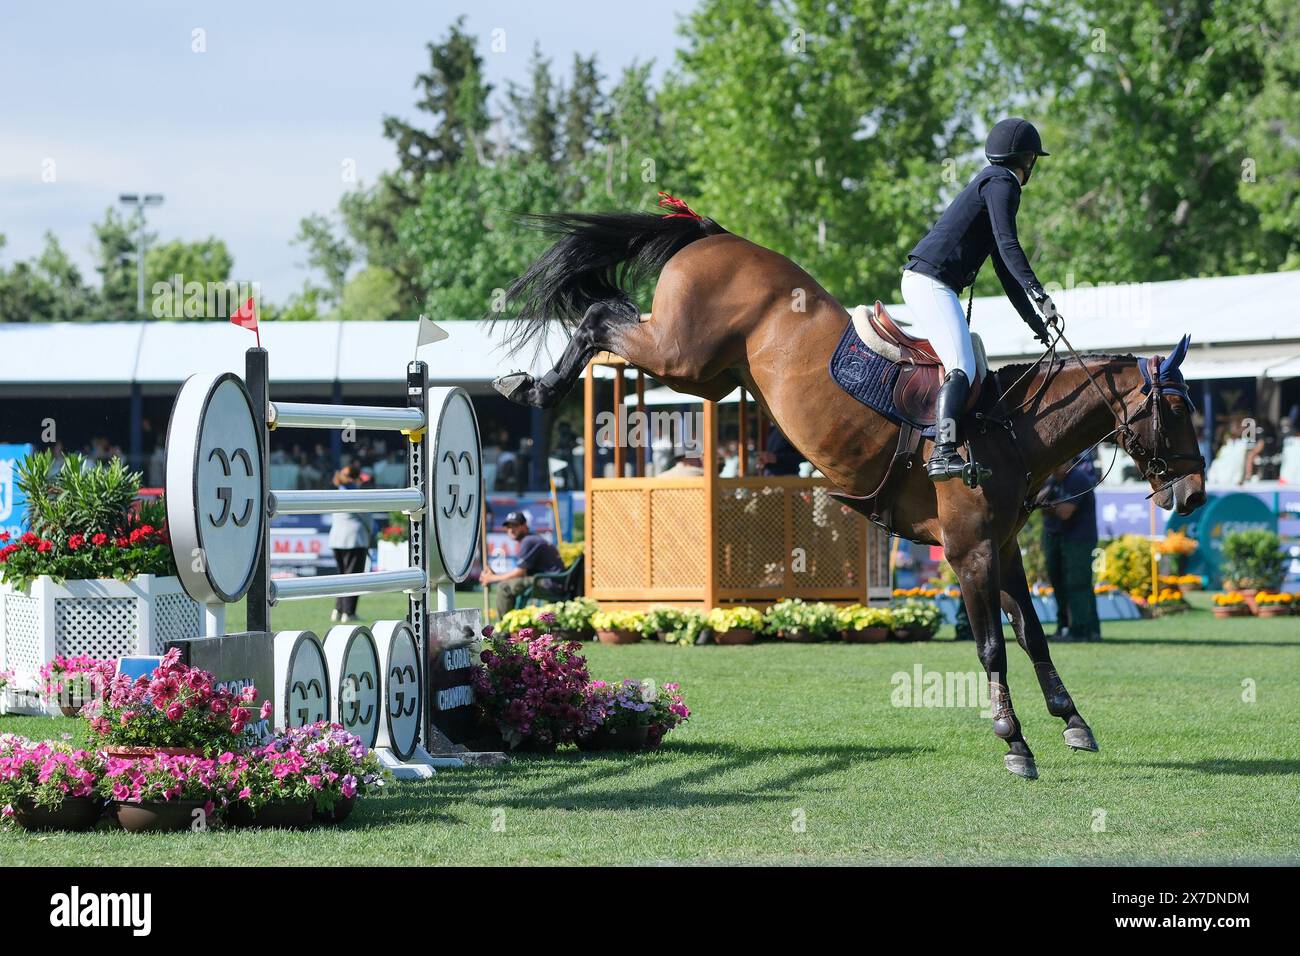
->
<box><xmin>426</xmin><ymin>609</ymin><xmax>482</xmax><ymax>745</ymax></box>
<box><xmin>0</xmin><ymin>443</ymin><xmax>33</xmax><ymax>545</ymax></box>
<box><xmin>166</xmin><ymin>632</ymin><xmax>274</xmax><ymax>745</ymax></box>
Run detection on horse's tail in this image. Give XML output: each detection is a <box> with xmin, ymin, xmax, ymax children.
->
<box><xmin>499</xmin><ymin>196</ymin><xmax>727</xmax><ymax>353</ymax></box>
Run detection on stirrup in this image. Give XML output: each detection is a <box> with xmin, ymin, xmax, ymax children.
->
<box><xmin>926</xmin><ymin>448</ymin><xmax>966</xmax><ymax>482</ymax></box>
<box><xmin>926</xmin><ymin>448</ymin><xmax>991</xmax><ymax>488</ymax></box>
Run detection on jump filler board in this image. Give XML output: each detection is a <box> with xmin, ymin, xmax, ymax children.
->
<box><xmin>162</xmin><ymin>331</ymin><xmax>494</xmax><ymax>778</ymax></box>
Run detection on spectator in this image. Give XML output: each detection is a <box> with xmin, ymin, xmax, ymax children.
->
<box><xmin>478</xmin><ymin>511</ymin><xmax>565</xmax><ymax>619</ymax></box>
<box><xmin>1039</xmin><ymin>457</ymin><xmax>1101</xmax><ymax>642</ymax></box>
<box><xmin>759</xmin><ymin>427</ymin><xmax>803</xmax><ymax>476</ymax></box>
<box><xmin>328</xmin><ymin>465</ymin><xmax>374</xmax><ymax>624</ymax></box>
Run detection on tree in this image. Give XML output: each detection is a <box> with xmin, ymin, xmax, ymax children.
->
<box><xmin>0</xmin><ymin>233</ymin><xmax>95</xmax><ymax>323</ymax></box>
<box><xmin>382</xmin><ymin>17</ymin><xmax>492</xmax><ymax>177</ymax></box>
<box><xmin>92</xmin><ymin>207</ymin><xmax>146</xmax><ymax>321</ymax></box>
<box><xmin>562</xmin><ymin>54</ymin><xmax>603</xmax><ymax>175</ymax></box>
<box><xmin>398</xmin><ymin>156</ymin><xmax>561</xmax><ymax>323</ymax></box>
<box><xmin>294</xmin><ymin>213</ymin><xmax>355</xmax><ymax>306</ymax></box>
<box><xmin>337</xmin><ymin>266</ymin><xmax>402</xmax><ymax>322</ymax></box>
<box><xmin>661</xmin><ymin>0</ymin><xmax>980</xmax><ymax>305</ymax></box>
<box><xmin>506</xmin><ymin>46</ymin><xmax>561</xmax><ymax>167</ymax></box>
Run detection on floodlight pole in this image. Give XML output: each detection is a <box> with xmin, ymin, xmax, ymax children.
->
<box><xmin>118</xmin><ymin>193</ymin><xmax>164</xmax><ymax>316</ymax></box>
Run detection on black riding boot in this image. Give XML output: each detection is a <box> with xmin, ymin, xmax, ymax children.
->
<box><xmin>927</xmin><ymin>369</ymin><xmax>971</xmax><ymax>482</ymax></box>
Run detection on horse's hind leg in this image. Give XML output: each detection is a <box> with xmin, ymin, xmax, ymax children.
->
<box><xmin>999</xmin><ymin>538</ymin><xmax>1099</xmax><ymax>752</ymax></box>
<box><xmin>948</xmin><ymin>536</ymin><xmax>1037</xmax><ymax>779</ymax></box>
<box><xmin>493</xmin><ymin>299</ymin><xmax>640</xmax><ymax>408</ymax></box>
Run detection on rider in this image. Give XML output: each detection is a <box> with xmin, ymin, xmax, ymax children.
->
<box><xmin>902</xmin><ymin>117</ymin><xmax>1057</xmax><ymax>482</ymax></box>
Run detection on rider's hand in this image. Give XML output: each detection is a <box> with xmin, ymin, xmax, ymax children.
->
<box><xmin>1030</xmin><ymin>321</ymin><xmax>1052</xmax><ymax>348</ymax></box>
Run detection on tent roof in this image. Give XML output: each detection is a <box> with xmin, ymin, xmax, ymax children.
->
<box><xmin>2</xmin><ymin>269</ymin><xmax>1298</xmax><ymax>388</ymax></box>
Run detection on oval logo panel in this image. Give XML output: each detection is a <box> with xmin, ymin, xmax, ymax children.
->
<box><xmin>428</xmin><ymin>387</ymin><xmax>481</xmax><ymax>583</ymax></box>
<box><xmin>166</xmin><ymin>372</ymin><xmax>264</xmax><ymax>604</ymax></box>
<box><xmin>372</xmin><ymin>620</ymin><xmax>421</xmax><ymax>760</ymax></box>
<box><xmin>273</xmin><ymin>631</ymin><xmax>330</xmax><ymax>730</ymax></box>
<box><xmin>323</xmin><ymin>624</ymin><xmax>381</xmax><ymax>749</ymax></box>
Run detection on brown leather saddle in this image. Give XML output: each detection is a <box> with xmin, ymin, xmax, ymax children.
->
<box><xmin>867</xmin><ymin>300</ymin><xmax>983</xmax><ymax>427</ymax></box>
<box><xmin>831</xmin><ymin>302</ymin><xmax>992</xmax><ymax>532</ymax></box>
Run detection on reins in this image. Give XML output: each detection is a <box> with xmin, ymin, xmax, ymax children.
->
<box><xmin>1000</xmin><ymin>316</ymin><xmax>1200</xmax><ymax>510</ymax></box>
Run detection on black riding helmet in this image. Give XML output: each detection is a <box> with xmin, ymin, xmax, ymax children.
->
<box><xmin>985</xmin><ymin>117</ymin><xmax>1049</xmax><ymax>184</ymax></box>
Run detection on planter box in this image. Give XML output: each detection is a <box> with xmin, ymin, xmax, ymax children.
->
<box><xmin>1</xmin><ymin>575</ymin><xmax>201</xmax><ymax>715</ymax></box>
<box><xmin>375</xmin><ymin>539</ymin><xmax>408</xmax><ymax>572</ymax></box>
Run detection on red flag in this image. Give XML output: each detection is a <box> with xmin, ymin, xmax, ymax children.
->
<box><xmin>230</xmin><ymin>296</ymin><xmax>260</xmax><ymax>346</ymax></box>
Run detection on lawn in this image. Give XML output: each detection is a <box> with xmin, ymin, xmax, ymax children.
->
<box><xmin>2</xmin><ymin>592</ymin><xmax>1297</xmax><ymax>865</ymax></box>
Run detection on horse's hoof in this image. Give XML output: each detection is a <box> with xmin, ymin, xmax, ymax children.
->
<box><xmin>1063</xmin><ymin>726</ymin><xmax>1099</xmax><ymax>752</ymax></box>
<box><xmin>1004</xmin><ymin>754</ymin><xmax>1038</xmax><ymax>779</ymax></box>
<box><xmin>492</xmin><ymin>372</ymin><xmax>533</xmax><ymax>403</ymax></box>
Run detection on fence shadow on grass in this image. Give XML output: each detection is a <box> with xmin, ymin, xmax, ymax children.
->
<box><xmin>383</xmin><ymin>742</ymin><xmax>930</xmax><ymax>814</ymax></box>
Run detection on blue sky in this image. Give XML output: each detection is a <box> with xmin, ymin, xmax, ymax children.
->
<box><xmin>0</xmin><ymin>1</ymin><xmax>696</xmax><ymax>300</ymax></box>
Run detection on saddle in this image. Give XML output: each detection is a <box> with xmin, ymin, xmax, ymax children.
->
<box><xmin>832</xmin><ymin>302</ymin><xmax>995</xmax><ymax>532</ymax></box>
<box><xmin>850</xmin><ymin>301</ymin><xmax>987</xmax><ymax>427</ymax></box>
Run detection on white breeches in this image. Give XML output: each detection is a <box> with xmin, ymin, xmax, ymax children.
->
<box><xmin>900</xmin><ymin>269</ymin><xmax>977</xmax><ymax>380</ymax></box>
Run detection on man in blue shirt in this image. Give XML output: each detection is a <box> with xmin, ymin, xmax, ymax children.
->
<box><xmin>1040</xmin><ymin>457</ymin><xmax>1101</xmax><ymax>642</ymax></box>
<box><xmin>479</xmin><ymin>511</ymin><xmax>566</xmax><ymax>619</ymax></box>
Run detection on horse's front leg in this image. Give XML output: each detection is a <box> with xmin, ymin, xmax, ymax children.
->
<box><xmin>948</xmin><ymin>536</ymin><xmax>1037</xmax><ymax>780</ymax></box>
<box><xmin>998</xmin><ymin>539</ymin><xmax>1099</xmax><ymax>752</ymax></box>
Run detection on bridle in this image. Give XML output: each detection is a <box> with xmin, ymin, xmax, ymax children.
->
<box><xmin>1014</xmin><ymin>320</ymin><xmax>1204</xmax><ymax>507</ymax></box>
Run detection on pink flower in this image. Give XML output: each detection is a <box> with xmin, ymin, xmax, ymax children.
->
<box><xmin>259</xmin><ymin>700</ymin><xmax>273</xmax><ymax>720</ymax></box>
<box><xmin>165</xmin><ymin>702</ymin><xmax>184</xmax><ymax>721</ymax></box>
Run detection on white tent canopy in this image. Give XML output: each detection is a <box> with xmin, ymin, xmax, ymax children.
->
<box><xmin>1</xmin><ymin>270</ymin><xmax>1298</xmax><ymax>392</ymax></box>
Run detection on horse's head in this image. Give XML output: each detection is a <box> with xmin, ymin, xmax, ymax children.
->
<box><xmin>1118</xmin><ymin>335</ymin><xmax>1206</xmax><ymax>515</ymax></box>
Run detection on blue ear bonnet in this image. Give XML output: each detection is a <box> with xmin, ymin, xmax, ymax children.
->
<box><xmin>1139</xmin><ymin>334</ymin><xmax>1192</xmax><ymax>405</ymax></box>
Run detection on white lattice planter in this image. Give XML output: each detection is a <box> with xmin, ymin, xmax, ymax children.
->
<box><xmin>376</xmin><ymin>539</ymin><xmax>407</xmax><ymax>572</ymax></box>
<box><xmin>0</xmin><ymin>575</ymin><xmax>202</xmax><ymax>715</ymax></box>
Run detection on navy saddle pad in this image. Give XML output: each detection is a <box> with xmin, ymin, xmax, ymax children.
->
<box><xmin>828</xmin><ymin>321</ymin><xmax>937</xmax><ymax>436</ymax></box>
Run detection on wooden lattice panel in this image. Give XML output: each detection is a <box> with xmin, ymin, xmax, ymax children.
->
<box><xmin>716</xmin><ymin>484</ymin><xmax>787</xmax><ymax>590</ymax></box>
<box><xmin>589</xmin><ymin>488</ymin><xmax>649</xmax><ymax>591</ymax></box>
<box><xmin>791</xmin><ymin>487</ymin><xmax>859</xmax><ymax>590</ymax></box>
<box><xmin>649</xmin><ymin>487</ymin><xmax>708</xmax><ymax>588</ymax></box>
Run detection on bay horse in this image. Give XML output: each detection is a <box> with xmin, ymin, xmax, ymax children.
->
<box><xmin>492</xmin><ymin>201</ymin><xmax>1207</xmax><ymax>779</ymax></box>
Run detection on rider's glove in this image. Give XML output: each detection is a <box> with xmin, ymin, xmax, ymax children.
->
<box><xmin>1030</xmin><ymin>322</ymin><xmax>1052</xmax><ymax>348</ymax></box>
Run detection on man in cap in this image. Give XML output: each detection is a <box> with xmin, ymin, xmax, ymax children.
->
<box><xmin>479</xmin><ymin>510</ymin><xmax>566</xmax><ymax>619</ymax></box>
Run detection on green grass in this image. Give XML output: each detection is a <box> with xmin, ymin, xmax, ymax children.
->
<box><xmin>3</xmin><ymin>592</ymin><xmax>1297</xmax><ymax>865</ymax></box>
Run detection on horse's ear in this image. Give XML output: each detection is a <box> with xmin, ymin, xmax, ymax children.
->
<box><xmin>1161</xmin><ymin>334</ymin><xmax>1191</xmax><ymax>375</ymax></box>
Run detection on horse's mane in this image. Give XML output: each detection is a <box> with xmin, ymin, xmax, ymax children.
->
<box><xmin>994</xmin><ymin>352</ymin><xmax>1139</xmax><ymax>390</ymax></box>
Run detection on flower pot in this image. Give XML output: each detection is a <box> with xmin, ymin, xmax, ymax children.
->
<box><xmin>779</xmin><ymin>627</ymin><xmax>816</xmax><ymax>643</ymax></box>
<box><xmin>1239</xmin><ymin>589</ymin><xmax>1259</xmax><ymax>613</ymax></box>
<box><xmin>844</xmin><ymin>626</ymin><xmax>889</xmax><ymax>644</ymax></box>
<box><xmin>104</xmin><ymin>746</ymin><xmax>206</xmax><ymax>761</ymax></box>
<box><xmin>1212</xmin><ymin>605</ymin><xmax>1248</xmax><ymax>619</ymax></box>
<box><xmin>514</xmin><ymin>738</ymin><xmax>558</xmax><ymax>754</ymax></box>
<box><xmin>577</xmin><ymin>723</ymin><xmax>650</xmax><ymax>752</ymax></box>
<box><xmin>115</xmin><ymin>799</ymin><xmax>210</xmax><ymax>834</ymax></box>
<box><xmin>1256</xmin><ymin>604</ymin><xmax>1290</xmax><ymax>618</ymax></box>
<box><xmin>891</xmin><ymin>625</ymin><xmax>933</xmax><ymax>642</ymax></box>
<box><xmin>59</xmin><ymin>697</ymin><xmax>91</xmax><ymax>718</ymax></box>
<box><xmin>596</xmin><ymin>628</ymin><xmax>642</xmax><ymax>645</ymax></box>
<box><xmin>713</xmin><ymin>627</ymin><xmax>757</xmax><ymax>646</ymax></box>
<box><xmin>11</xmin><ymin>797</ymin><xmax>103</xmax><ymax>832</ymax></box>
<box><xmin>314</xmin><ymin>797</ymin><xmax>356</xmax><ymax>825</ymax></box>
<box><xmin>224</xmin><ymin>799</ymin><xmax>314</xmax><ymax>830</ymax></box>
